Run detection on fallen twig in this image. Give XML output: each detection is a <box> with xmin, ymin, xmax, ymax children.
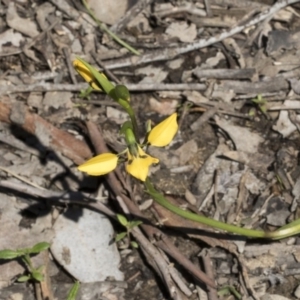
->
<box><xmin>0</xmin><ymin>83</ymin><xmax>206</xmax><ymax>95</ymax></box>
<box><xmin>63</xmin><ymin>47</ymin><xmax>77</xmax><ymax>85</ymax></box>
<box><xmin>201</xmin><ymin>250</ymin><xmax>218</xmax><ymax>300</ymax></box>
<box><xmin>0</xmin><ymin>101</ymin><xmax>92</xmax><ymax>165</ymax></box>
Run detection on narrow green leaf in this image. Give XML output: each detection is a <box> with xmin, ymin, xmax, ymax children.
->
<box><xmin>115</xmin><ymin>232</ymin><xmax>127</xmax><ymax>242</ymax></box>
<box><xmin>218</xmin><ymin>285</ymin><xmax>242</xmax><ymax>299</ymax></box>
<box><xmin>0</xmin><ymin>250</ymin><xmax>20</xmax><ymax>259</ymax></box>
<box><xmin>117</xmin><ymin>214</ymin><xmax>128</xmax><ymax>227</ymax></box>
<box><xmin>248</xmin><ymin>108</ymin><xmax>256</xmax><ymax>117</ymax></box>
<box><xmin>129</xmin><ymin>220</ymin><xmax>143</xmax><ymax>229</ymax></box>
<box><xmin>261</xmin><ymin>104</ymin><xmax>267</xmax><ymax>113</ymax></box>
<box><xmin>21</xmin><ymin>247</ymin><xmax>32</xmax><ymax>255</ymax></box>
<box><xmin>17</xmin><ymin>275</ymin><xmax>30</xmax><ymax>282</ymax></box>
<box><xmin>21</xmin><ymin>255</ymin><xmax>33</xmax><ymax>270</ymax></box>
<box><xmin>79</xmin><ymin>86</ymin><xmax>93</xmax><ymax>99</ymax></box>
<box><xmin>32</xmin><ymin>270</ymin><xmax>44</xmax><ymax>282</ymax></box>
<box><xmin>67</xmin><ymin>281</ymin><xmax>80</xmax><ymax>300</ymax></box>
<box><xmin>36</xmin><ymin>265</ymin><xmax>44</xmax><ymax>273</ymax></box>
<box><xmin>130</xmin><ymin>241</ymin><xmax>139</xmax><ymax>248</ymax></box>
<box><xmin>30</xmin><ymin>242</ymin><xmax>50</xmax><ymax>254</ymax></box>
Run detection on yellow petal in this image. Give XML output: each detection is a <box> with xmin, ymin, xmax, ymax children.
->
<box><xmin>78</xmin><ymin>153</ymin><xmax>118</xmax><ymax>176</ymax></box>
<box><xmin>73</xmin><ymin>59</ymin><xmax>102</xmax><ymax>91</ymax></box>
<box><xmin>148</xmin><ymin>113</ymin><xmax>178</xmax><ymax>147</ymax></box>
<box><xmin>126</xmin><ymin>147</ymin><xmax>159</xmax><ymax>181</ymax></box>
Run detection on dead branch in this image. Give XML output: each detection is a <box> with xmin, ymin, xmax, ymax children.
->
<box><xmin>0</xmin><ymin>83</ymin><xmax>206</xmax><ymax>95</ymax></box>
<box><xmin>193</xmin><ymin>68</ymin><xmax>256</xmax><ymax>80</ymax></box>
<box><xmin>0</xmin><ymin>101</ymin><xmax>92</xmax><ymax>165</ymax></box>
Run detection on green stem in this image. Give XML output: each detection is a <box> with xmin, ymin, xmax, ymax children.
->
<box><xmin>271</xmin><ymin>218</ymin><xmax>300</xmax><ymax>240</ymax></box>
<box><xmin>22</xmin><ymin>254</ymin><xmax>33</xmax><ymax>271</ymax></box>
<box><xmin>111</xmin><ymin>85</ymin><xmax>139</xmax><ymax>138</ymax></box>
<box><xmin>144</xmin><ymin>178</ymin><xmax>300</xmax><ymax>239</ymax></box>
<box><xmin>218</xmin><ymin>286</ymin><xmax>242</xmax><ymax>299</ymax></box>
<box><xmin>123</xmin><ymin>104</ymin><xmax>139</xmax><ymax>140</ymax></box>
<box><xmin>82</xmin><ymin>0</ymin><xmax>140</xmax><ymax>55</ymax></box>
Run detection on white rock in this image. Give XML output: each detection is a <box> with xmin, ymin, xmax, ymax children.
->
<box><xmin>273</xmin><ymin>110</ymin><xmax>297</xmax><ymax>137</ymax></box>
<box><xmin>106</xmin><ymin>106</ymin><xmax>129</xmax><ymax>124</ymax></box>
<box><xmin>294</xmin><ymin>284</ymin><xmax>300</xmax><ymax>298</ymax></box>
<box><xmin>215</xmin><ymin>117</ymin><xmax>264</xmax><ymax>153</ymax></box>
<box><xmin>0</xmin><ymin>29</ymin><xmax>24</xmax><ymax>52</ymax></box>
<box><xmin>167</xmin><ymin>58</ymin><xmax>184</xmax><ymax>70</ymax></box>
<box><xmin>136</xmin><ymin>66</ymin><xmax>168</xmax><ymax>84</ymax></box>
<box><xmin>71</xmin><ymin>39</ymin><xmax>82</xmax><ymax>53</ymax></box>
<box><xmin>42</xmin><ymin>91</ymin><xmax>73</xmax><ymax>110</ymax></box>
<box><xmin>165</xmin><ymin>22</ymin><xmax>197</xmax><ymax>43</ymax></box>
<box><xmin>51</xmin><ymin>207</ymin><xmax>123</xmax><ymax>282</ymax></box>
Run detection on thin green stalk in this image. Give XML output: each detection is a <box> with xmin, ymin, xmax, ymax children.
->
<box><xmin>22</xmin><ymin>254</ymin><xmax>34</xmax><ymax>274</ymax></box>
<box><xmin>271</xmin><ymin>218</ymin><xmax>300</xmax><ymax>240</ymax></box>
<box><xmin>82</xmin><ymin>0</ymin><xmax>140</xmax><ymax>55</ymax></box>
<box><xmin>145</xmin><ymin>178</ymin><xmax>300</xmax><ymax>239</ymax></box>
<box><xmin>145</xmin><ymin>178</ymin><xmax>265</xmax><ymax>238</ymax></box>
<box><xmin>117</xmin><ymin>98</ymin><xmax>139</xmax><ymax>140</ymax></box>
<box><xmin>110</xmin><ymin>85</ymin><xmax>139</xmax><ymax>137</ymax></box>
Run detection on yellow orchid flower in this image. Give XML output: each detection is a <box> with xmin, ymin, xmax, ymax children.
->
<box><xmin>78</xmin><ymin>146</ymin><xmax>159</xmax><ymax>181</ymax></box>
<box><xmin>78</xmin><ymin>153</ymin><xmax>118</xmax><ymax>176</ymax></box>
<box><xmin>73</xmin><ymin>59</ymin><xmax>102</xmax><ymax>91</ymax></box>
<box><xmin>148</xmin><ymin>113</ymin><xmax>178</xmax><ymax>147</ymax></box>
<box><xmin>78</xmin><ymin>113</ymin><xmax>178</xmax><ymax>181</ymax></box>
<box><xmin>126</xmin><ymin>146</ymin><xmax>159</xmax><ymax>181</ymax></box>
